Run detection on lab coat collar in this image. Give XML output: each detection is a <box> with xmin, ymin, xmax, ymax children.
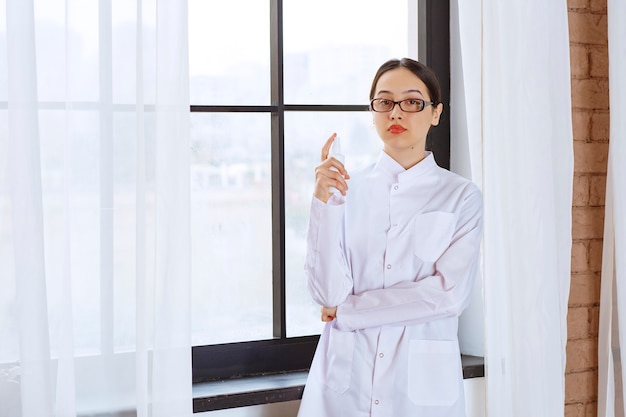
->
<box><xmin>373</xmin><ymin>150</ymin><xmax>437</xmax><ymax>183</ymax></box>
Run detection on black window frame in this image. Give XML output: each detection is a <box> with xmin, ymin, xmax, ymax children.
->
<box><xmin>191</xmin><ymin>0</ymin><xmax>450</xmax><ymax>384</ymax></box>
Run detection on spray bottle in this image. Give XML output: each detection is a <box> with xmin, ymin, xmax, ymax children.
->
<box><xmin>328</xmin><ymin>135</ymin><xmax>345</xmax><ymax>195</ymax></box>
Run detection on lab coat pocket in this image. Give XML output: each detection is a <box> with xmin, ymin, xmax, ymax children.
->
<box><xmin>413</xmin><ymin>211</ymin><xmax>455</xmax><ymax>263</ymax></box>
<box><xmin>407</xmin><ymin>339</ymin><xmax>461</xmax><ymax>406</ymax></box>
<box><xmin>324</xmin><ymin>325</ymin><xmax>355</xmax><ymax>394</ymax></box>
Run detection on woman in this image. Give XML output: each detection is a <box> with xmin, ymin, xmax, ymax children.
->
<box><xmin>298</xmin><ymin>58</ymin><xmax>483</xmax><ymax>417</ymax></box>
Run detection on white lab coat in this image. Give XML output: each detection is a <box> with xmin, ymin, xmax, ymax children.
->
<box><xmin>298</xmin><ymin>151</ymin><xmax>483</xmax><ymax>417</ymax></box>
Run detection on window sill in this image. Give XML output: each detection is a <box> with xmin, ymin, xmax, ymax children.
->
<box><xmin>193</xmin><ymin>355</ymin><xmax>484</xmax><ymax>413</ymax></box>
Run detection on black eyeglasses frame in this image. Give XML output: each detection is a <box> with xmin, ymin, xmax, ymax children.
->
<box><xmin>369</xmin><ymin>98</ymin><xmax>436</xmax><ymax>113</ymax></box>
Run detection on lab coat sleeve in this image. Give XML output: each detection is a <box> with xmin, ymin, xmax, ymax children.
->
<box><xmin>334</xmin><ymin>185</ymin><xmax>483</xmax><ymax>332</ymax></box>
<box><xmin>304</xmin><ymin>195</ymin><xmax>354</xmax><ymax>309</ymax></box>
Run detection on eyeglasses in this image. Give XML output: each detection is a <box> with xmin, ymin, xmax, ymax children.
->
<box><xmin>370</xmin><ymin>98</ymin><xmax>435</xmax><ymax>113</ymax></box>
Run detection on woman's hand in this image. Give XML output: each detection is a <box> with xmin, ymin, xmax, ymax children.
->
<box><xmin>321</xmin><ymin>306</ymin><xmax>338</xmax><ymax>322</ymax></box>
<box><xmin>313</xmin><ymin>133</ymin><xmax>350</xmax><ymax>203</ymax></box>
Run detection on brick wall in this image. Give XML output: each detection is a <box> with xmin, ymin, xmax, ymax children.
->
<box><xmin>566</xmin><ymin>0</ymin><xmax>609</xmax><ymax>415</ymax></box>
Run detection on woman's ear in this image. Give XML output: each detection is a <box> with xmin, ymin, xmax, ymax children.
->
<box><xmin>431</xmin><ymin>103</ymin><xmax>444</xmax><ymax>126</ymax></box>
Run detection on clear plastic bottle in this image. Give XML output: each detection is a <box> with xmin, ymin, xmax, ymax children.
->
<box><xmin>328</xmin><ymin>136</ymin><xmax>345</xmax><ymax>195</ymax></box>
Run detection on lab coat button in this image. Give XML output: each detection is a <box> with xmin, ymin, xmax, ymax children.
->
<box><xmin>386</xmin><ymin>264</ymin><xmax>391</xmax><ymax>269</ymax></box>
<box><xmin>374</xmin><ymin>400</ymin><xmax>380</xmax><ymax>405</ymax></box>
<box><xmin>379</xmin><ymin>353</ymin><xmax>384</xmax><ymax>358</ymax></box>
<box><xmin>393</xmin><ymin>185</ymin><xmax>399</xmax><ymax>190</ymax></box>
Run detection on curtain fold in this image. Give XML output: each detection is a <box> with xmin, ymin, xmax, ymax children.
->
<box><xmin>450</xmin><ymin>0</ymin><xmax>484</xmax><ymax>358</ymax></box>
<box><xmin>452</xmin><ymin>1</ymin><xmax>573</xmax><ymax>415</ymax></box>
<box><xmin>6</xmin><ymin>0</ymin><xmax>54</xmax><ymax>415</ymax></box>
<box><xmin>598</xmin><ymin>0</ymin><xmax>626</xmax><ymax>415</ymax></box>
<box><xmin>151</xmin><ymin>1</ymin><xmax>191</xmax><ymax>415</ymax></box>
<box><xmin>0</xmin><ymin>0</ymin><xmax>191</xmax><ymax>416</ymax></box>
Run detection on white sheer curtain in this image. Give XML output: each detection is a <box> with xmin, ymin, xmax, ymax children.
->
<box><xmin>598</xmin><ymin>0</ymin><xmax>626</xmax><ymax>415</ymax></box>
<box><xmin>0</xmin><ymin>0</ymin><xmax>191</xmax><ymax>416</ymax></box>
<box><xmin>452</xmin><ymin>1</ymin><xmax>573</xmax><ymax>416</ymax></box>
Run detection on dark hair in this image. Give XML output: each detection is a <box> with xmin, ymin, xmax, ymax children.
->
<box><xmin>369</xmin><ymin>58</ymin><xmax>442</xmax><ymax>105</ymax></box>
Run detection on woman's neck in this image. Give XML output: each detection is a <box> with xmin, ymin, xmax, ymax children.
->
<box><xmin>384</xmin><ymin>147</ymin><xmax>426</xmax><ymax>170</ymax></box>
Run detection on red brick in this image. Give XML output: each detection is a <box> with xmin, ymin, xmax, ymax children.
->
<box><xmin>571</xmin><ymin>79</ymin><xmax>610</xmax><ymax>109</ymax></box>
<box><xmin>588</xmin><ymin>240</ymin><xmax>604</xmax><ymax>272</ymax></box>
<box><xmin>590</xmin><ymin>111</ymin><xmax>609</xmax><ymax>142</ymax></box>
<box><xmin>573</xmin><ymin>207</ymin><xmax>605</xmax><ymax>239</ymax></box>
<box><xmin>589</xmin><ymin>175</ymin><xmax>606</xmax><ymax>206</ymax></box>
<box><xmin>570</xmin><ymin>44</ymin><xmax>589</xmax><ymax>78</ymax></box>
<box><xmin>589</xmin><ymin>305</ymin><xmax>600</xmax><ymax>337</ymax></box>
<box><xmin>574</xmin><ymin>142</ymin><xmax>609</xmax><ymax>174</ymax></box>
<box><xmin>568</xmin><ymin>306</ymin><xmax>591</xmax><ymax>339</ymax></box>
<box><xmin>565</xmin><ymin>401</ymin><xmax>598</xmax><ymax>417</ymax></box>
<box><xmin>589</xmin><ymin>45</ymin><xmax>608</xmax><ymax>78</ymax></box>
<box><xmin>567</xmin><ymin>3</ymin><xmax>607</xmax><ymax>415</ymax></box>
<box><xmin>571</xmin><ymin>240</ymin><xmax>589</xmax><ymax>272</ymax></box>
<box><xmin>568</xmin><ymin>12</ymin><xmax>608</xmax><ymax>45</ymax></box>
<box><xmin>573</xmin><ymin>175</ymin><xmax>590</xmax><ymax>207</ymax></box>
<box><xmin>565</xmin><ymin>370</ymin><xmax>598</xmax><ymax>403</ymax></box>
<box><xmin>566</xmin><ymin>338</ymin><xmax>598</xmax><ymax>372</ymax></box>
<box><xmin>568</xmin><ymin>0</ymin><xmax>589</xmax><ymax>9</ymax></box>
<box><xmin>589</xmin><ymin>0</ymin><xmax>607</xmax><ymax>12</ymax></box>
<box><xmin>584</xmin><ymin>401</ymin><xmax>597</xmax><ymax>417</ymax></box>
<box><xmin>565</xmin><ymin>402</ymin><xmax>585</xmax><ymax>417</ymax></box>
<box><xmin>572</xmin><ymin>110</ymin><xmax>591</xmax><ymax>141</ymax></box>
<box><xmin>569</xmin><ymin>273</ymin><xmax>601</xmax><ymax>306</ymax></box>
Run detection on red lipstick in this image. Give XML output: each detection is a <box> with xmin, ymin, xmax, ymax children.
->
<box><xmin>389</xmin><ymin>125</ymin><xmax>406</xmax><ymax>134</ymax></box>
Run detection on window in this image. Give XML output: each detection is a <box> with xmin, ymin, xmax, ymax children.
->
<box><xmin>190</xmin><ymin>0</ymin><xmax>451</xmax><ymax>382</ymax></box>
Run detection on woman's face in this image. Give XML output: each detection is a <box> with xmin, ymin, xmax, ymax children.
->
<box><xmin>371</xmin><ymin>67</ymin><xmax>442</xmax><ymax>157</ymax></box>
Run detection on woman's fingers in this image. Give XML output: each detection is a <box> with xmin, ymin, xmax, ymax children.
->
<box><xmin>328</xmin><ymin>156</ymin><xmax>350</xmax><ymax>180</ymax></box>
<box><xmin>320</xmin><ymin>133</ymin><xmax>337</xmax><ymax>162</ymax></box>
<box><xmin>316</xmin><ymin>157</ymin><xmax>350</xmax><ymax>181</ymax></box>
<box><xmin>313</xmin><ymin>133</ymin><xmax>350</xmax><ymax>202</ymax></box>
<box><xmin>317</xmin><ymin>166</ymin><xmax>349</xmax><ymax>192</ymax></box>
<box><xmin>313</xmin><ymin>163</ymin><xmax>349</xmax><ymax>201</ymax></box>
<box><xmin>321</xmin><ymin>306</ymin><xmax>337</xmax><ymax>322</ymax></box>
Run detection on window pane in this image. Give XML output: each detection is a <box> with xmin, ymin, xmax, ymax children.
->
<box><xmin>39</xmin><ymin>109</ymin><xmax>103</xmax><ymax>356</ymax></box>
<box><xmin>111</xmin><ymin>0</ymin><xmax>157</xmax><ymax>105</ymax></box>
<box><xmin>188</xmin><ymin>0</ymin><xmax>270</xmax><ymax>105</ymax></box>
<box><xmin>191</xmin><ymin>113</ymin><xmax>272</xmax><ymax>345</ymax></box>
<box><xmin>32</xmin><ymin>0</ymin><xmax>101</xmax><ymax>102</ymax></box>
<box><xmin>285</xmin><ymin>111</ymin><xmax>381</xmax><ymax>337</ymax></box>
<box><xmin>283</xmin><ymin>0</ymin><xmax>410</xmax><ymax>104</ymax></box>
